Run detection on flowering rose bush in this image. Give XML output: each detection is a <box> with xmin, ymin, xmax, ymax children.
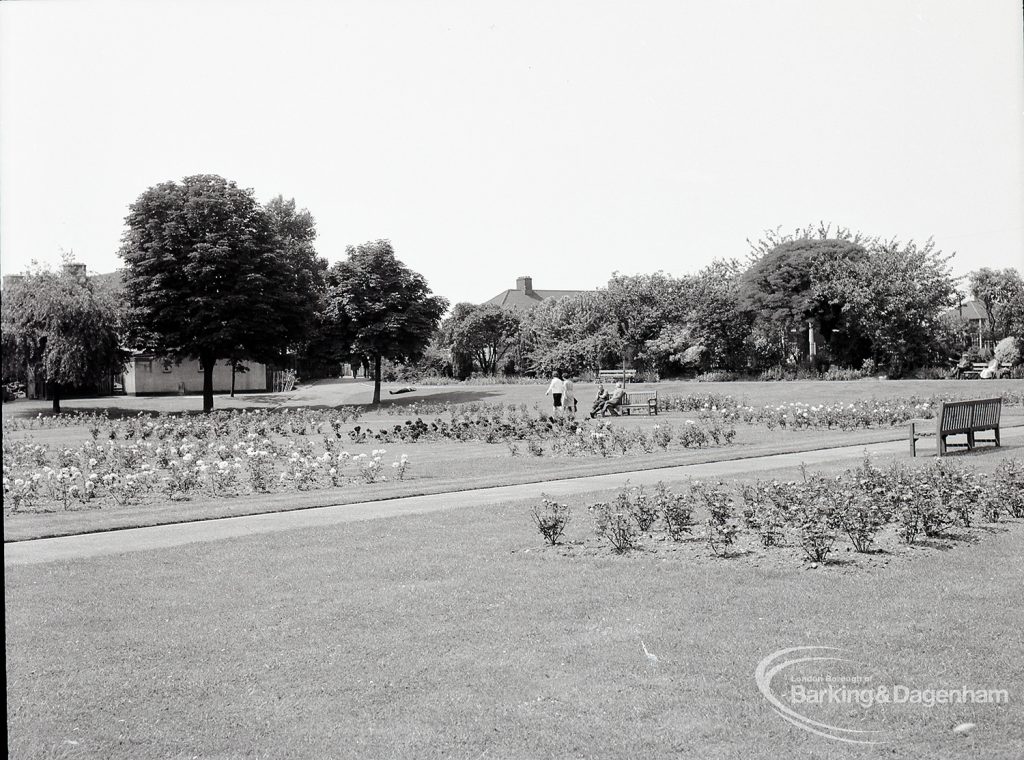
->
<box><xmin>658</xmin><ymin>392</ymin><xmax>1024</xmax><ymax>430</ymax></box>
<box><xmin>2</xmin><ymin>414</ymin><xmax>412</xmax><ymax>513</ymax></box>
<box><xmin>536</xmin><ymin>456</ymin><xmax>1024</xmax><ymax>564</ymax></box>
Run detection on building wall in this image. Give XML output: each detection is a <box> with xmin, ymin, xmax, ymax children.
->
<box><xmin>125</xmin><ymin>356</ymin><xmax>269</xmax><ymax>395</ymax></box>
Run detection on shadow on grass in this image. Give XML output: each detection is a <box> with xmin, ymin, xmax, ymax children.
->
<box><xmin>374</xmin><ymin>389</ymin><xmax>506</xmax><ymax>408</ymax></box>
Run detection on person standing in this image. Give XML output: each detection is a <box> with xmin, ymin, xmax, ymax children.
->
<box><xmin>545</xmin><ymin>371</ymin><xmax>565</xmax><ymax>417</ymax></box>
<box><xmin>562</xmin><ymin>375</ymin><xmax>577</xmax><ymax>418</ymax></box>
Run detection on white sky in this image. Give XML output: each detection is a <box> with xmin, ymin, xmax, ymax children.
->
<box><xmin>1</xmin><ymin>0</ymin><xmax>1022</xmax><ymax>306</ymax></box>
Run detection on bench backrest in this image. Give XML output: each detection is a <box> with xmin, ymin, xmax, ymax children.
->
<box><xmin>938</xmin><ymin>398</ymin><xmax>1002</xmax><ymax>433</ymax></box>
<box><xmin>624</xmin><ymin>391</ymin><xmax>656</xmax><ymax>403</ymax></box>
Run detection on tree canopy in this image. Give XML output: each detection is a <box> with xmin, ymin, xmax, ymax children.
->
<box><xmin>438</xmin><ymin>303</ymin><xmax>522</xmax><ymax>376</ymax></box>
<box><xmin>1</xmin><ymin>264</ymin><xmax>127</xmax><ymax>412</ymax></box>
<box><xmin>969</xmin><ymin>267</ymin><xmax>1024</xmax><ymax>344</ymax></box>
<box><xmin>119</xmin><ymin>175</ymin><xmax>325</xmax><ymax>411</ymax></box>
<box><xmin>323</xmin><ymin>240</ymin><xmax>447</xmax><ymax>404</ymax></box>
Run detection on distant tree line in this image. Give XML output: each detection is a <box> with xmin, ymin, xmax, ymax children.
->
<box><xmin>5</xmin><ymin>196</ymin><xmax>1023</xmax><ymax>410</ymax></box>
<box><xmin>424</xmin><ymin>224</ymin><xmax>1024</xmax><ymax>380</ymax></box>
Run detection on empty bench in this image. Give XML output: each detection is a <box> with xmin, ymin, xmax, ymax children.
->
<box><xmin>598</xmin><ymin>368</ymin><xmax>637</xmax><ymax>384</ymax></box>
<box><xmin>909</xmin><ymin>398</ymin><xmax>1002</xmax><ymax>457</ymax></box>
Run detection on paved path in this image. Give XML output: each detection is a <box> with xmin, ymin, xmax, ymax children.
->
<box><xmin>6</xmin><ymin>429</ymin><xmax>1022</xmax><ymax>567</ymax></box>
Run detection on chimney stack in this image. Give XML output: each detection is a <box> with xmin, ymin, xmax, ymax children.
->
<box><xmin>516</xmin><ymin>276</ymin><xmax>533</xmax><ymax>294</ymax></box>
<box><xmin>62</xmin><ymin>262</ymin><xmax>88</xmax><ymax>284</ymax></box>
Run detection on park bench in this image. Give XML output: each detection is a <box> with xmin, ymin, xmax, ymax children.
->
<box><xmin>598</xmin><ymin>368</ymin><xmax>637</xmax><ymax>383</ymax></box>
<box><xmin>908</xmin><ymin>397</ymin><xmax>1001</xmax><ymax>457</ymax></box>
<box><xmin>622</xmin><ymin>390</ymin><xmax>658</xmax><ymax>416</ymax></box>
<box><xmin>960</xmin><ymin>362</ymin><xmax>1012</xmax><ymax>380</ymax></box>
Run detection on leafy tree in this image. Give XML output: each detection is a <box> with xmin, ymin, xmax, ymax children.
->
<box><xmin>826</xmin><ymin>238</ymin><xmax>958</xmax><ymax>376</ymax></box>
<box><xmin>439</xmin><ymin>303</ymin><xmax>521</xmax><ymax>375</ymax></box>
<box><xmin>324</xmin><ymin>240</ymin><xmax>447</xmax><ymax>404</ymax></box>
<box><xmin>739</xmin><ymin>237</ymin><xmax>869</xmax><ymax>364</ymax></box>
<box><xmin>523</xmin><ymin>292</ymin><xmax>620</xmax><ymax>376</ymax></box>
<box><xmin>119</xmin><ymin>175</ymin><xmax>326</xmax><ymax>411</ymax></box>
<box><xmin>602</xmin><ymin>272</ymin><xmax>687</xmax><ymax>372</ymax></box>
<box><xmin>1</xmin><ymin>264</ymin><xmax>127</xmax><ymax>413</ymax></box>
<box><xmin>969</xmin><ymin>268</ymin><xmax>1024</xmax><ymax>344</ymax></box>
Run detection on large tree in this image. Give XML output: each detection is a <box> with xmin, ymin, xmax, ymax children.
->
<box><xmin>969</xmin><ymin>267</ymin><xmax>1024</xmax><ymax>345</ymax></box>
<box><xmin>324</xmin><ymin>240</ymin><xmax>447</xmax><ymax>404</ymax></box>
<box><xmin>739</xmin><ymin>237</ymin><xmax>869</xmax><ymax>364</ymax></box>
<box><xmin>602</xmin><ymin>272</ymin><xmax>687</xmax><ymax>372</ymax></box>
<box><xmin>439</xmin><ymin>303</ymin><xmax>521</xmax><ymax>375</ymax></box>
<box><xmin>119</xmin><ymin>175</ymin><xmax>325</xmax><ymax>411</ymax></box>
<box><xmin>1</xmin><ymin>264</ymin><xmax>127</xmax><ymax>413</ymax></box>
<box><xmin>523</xmin><ymin>292</ymin><xmax>620</xmax><ymax>377</ymax></box>
<box><xmin>826</xmin><ymin>238</ymin><xmax>958</xmax><ymax>375</ymax></box>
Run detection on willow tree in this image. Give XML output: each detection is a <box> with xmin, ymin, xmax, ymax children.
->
<box><xmin>1</xmin><ymin>265</ymin><xmax>126</xmax><ymax>413</ymax></box>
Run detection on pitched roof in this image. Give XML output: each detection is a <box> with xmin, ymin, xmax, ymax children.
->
<box><xmin>942</xmin><ymin>300</ymin><xmax>988</xmax><ymax>322</ymax></box>
<box><xmin>484</xmin><ymin>288</ymin><xmax>587</xmax><ymax>309</ymax></box>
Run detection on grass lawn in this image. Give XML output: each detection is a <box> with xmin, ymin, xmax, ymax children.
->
<box><xmin>4</xmin><ymin>376</ymin><xmax>1023</xmax><ymax>420</ymax></box>
<box><xmin>6</xmin><ymin>482</ymin><xmax>1023</xmax><ymax>759</ymax></box>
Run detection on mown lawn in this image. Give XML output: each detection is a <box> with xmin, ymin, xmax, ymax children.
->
<box><xmin>6</xmin><ymin>485</ymin><xmax>1023</xmax><ymax>759</ymax></box>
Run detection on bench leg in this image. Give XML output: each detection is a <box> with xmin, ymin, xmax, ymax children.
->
<box><xmin>967</xmin><ymin>431</ymin><xmax>976</xmax><ymax>450</ymax></box>
<box><xmin>938</xmin><ymin>435</ymin><xmax>946</xmax><ymax>457</ymax></box>
<box><xmin>909</xmin><ymin>422</ymin><xmax>917</xmax><ymax>457</ymax></box>
<box><xmin>995</xmin><ymin>427</ymin><xmax>1000</xmax><ymax>447</ymax></box>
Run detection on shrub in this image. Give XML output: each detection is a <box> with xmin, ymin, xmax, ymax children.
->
<box><xmin>994</xmin><ymin>337</ymin><xmax>1019</xmax><ymax>367</ymax></box>
<box><xmin>591</xmin><ymin>500</ymin><xmax>640</xmax><ymax>553</ymax></box>
<box><xmin>654</xmin><ymin>481</ymin><xmax>695</xmax><ymax>540</ymax></box>
<box><xmin>821</xmin><ymin>366</ymin><xmax>865</xmax><ymax>381</ymax></box>
<box><xmin>706</xmin><ymin>517</ymin><xmax>740</xmax><ymax>557</ymax></box>
<box><xmin>739</xmin><ymin>481</ymin><xmax>790</xmax><ymax>548</ymax></box>
<box><xmin>836</xmin><ymin>490</ymin><xmax>888</xmax><ymax>552</ymax></box>
<box><xmin>994</xmin><ymin>459</ymin><xmax>1024</xmax><ymax>518</ymax></box>
<box><xmin>695</xmin><ymin>480</ymin><xmax>740</xmax><ymax>556</ymax></box>
<box><xmin>695</xmin><ymin>371</ymin><xmax>739</xmax><ymax>382</ymax></box>
<box><xmin>789</xmin><ymin>478</ymin><xmax>839</xmax><ymax>562</ymax></box>
<box><xmin>621</xmin><ymin>485</ymin><xmax>658</xmax><ymax>532</ymax></box>
<box><xmin>532</xmin><ymin>496</ymin><xmax>571</xmax><ymax>545</ymax></box>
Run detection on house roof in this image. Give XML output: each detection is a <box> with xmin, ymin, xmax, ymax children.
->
<box><xmin>484</xmin><ymin>288</ymin><xmax>588</xmax><ymax>309</ymax></box>
<box><xmin>483</xmin><ymin>276</ymin><xmax>591</xmax><ymax>309</ymax></box>
<box><xmin>942</xmin><ymin>300</ymin><xmax>988</xmax><ymax>322</ymax></box>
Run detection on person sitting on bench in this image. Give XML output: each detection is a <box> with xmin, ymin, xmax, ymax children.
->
<box><xmin>590</xmin><ymin>382</ymin><xmax>609</xmax><ymax>417</ymax></box>
<box><xmin>595</xmin><ymin>382</ymin><xmax>626</xmax><ymax>417</ymax></box>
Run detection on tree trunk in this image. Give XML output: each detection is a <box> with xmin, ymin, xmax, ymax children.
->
<box><xmin>230</xmin><ymin>360</ymin><xmax>237</xmax><ymax>398</ymax></box>
<box><xmin>51</xmin><ymin>381</ymin><xmax>61</xmax><ymax>414</ymax></box>
<box><xmin>372</xmin><ymin>354</ymin><xmax>382</xmax><ymax>405</ymax></box>
<box><xmin>202</xmin><ymin>353</ymin><xmax>215</xmax><ymax>413</ymax></box>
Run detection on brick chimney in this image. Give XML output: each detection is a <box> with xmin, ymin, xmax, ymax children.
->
<box><xmin>516</xmin><ymin>276</ymin><xmax>533</xmax><ymax>294</ymax></box>
<box><xmin>62</xmin><ymin>262</ymin><xmax>88</xmax><ymax>284</ymax></box>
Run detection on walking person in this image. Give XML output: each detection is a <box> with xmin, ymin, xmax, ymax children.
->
<box><xmin>562</xmin><ymin>375</ymin><xmax>577</xmax><ymax>418</ymax></box>
<box><xmin>545</xmin><ymin>370</ymin><xmax>565</xmax><ymax>418</ymax></box>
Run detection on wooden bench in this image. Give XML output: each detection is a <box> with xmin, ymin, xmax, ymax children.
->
<box><xmin>622</xmin><ymin>390</ymin><xmax>658</xmax><ymax>416</ymax></box>
<box><xmin>909</xmin><ymin>398</ymin><xmax>1002</xmax><ymax>457</ymax></box>
<box><xmin>598</xmin><ymin>368</ymin><xmax>637</xmax><ymax>383</ymax></box>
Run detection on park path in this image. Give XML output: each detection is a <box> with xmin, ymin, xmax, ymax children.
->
<box><xmin>5</xmin><ymin>429</ymin><xmax>1022</xmax><ymax>567</ymax></box>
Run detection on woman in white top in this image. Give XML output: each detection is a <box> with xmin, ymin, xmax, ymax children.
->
<box><xmin>545</xmin><ymin>371</ymin><xmax>564</xmax><ymax>415</ymax></box>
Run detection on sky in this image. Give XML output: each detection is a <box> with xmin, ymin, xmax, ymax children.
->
<box><xmin>1</xmin><ymin>0</ymin><xmax>1022</xmax><ymax>307</ymax></box>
